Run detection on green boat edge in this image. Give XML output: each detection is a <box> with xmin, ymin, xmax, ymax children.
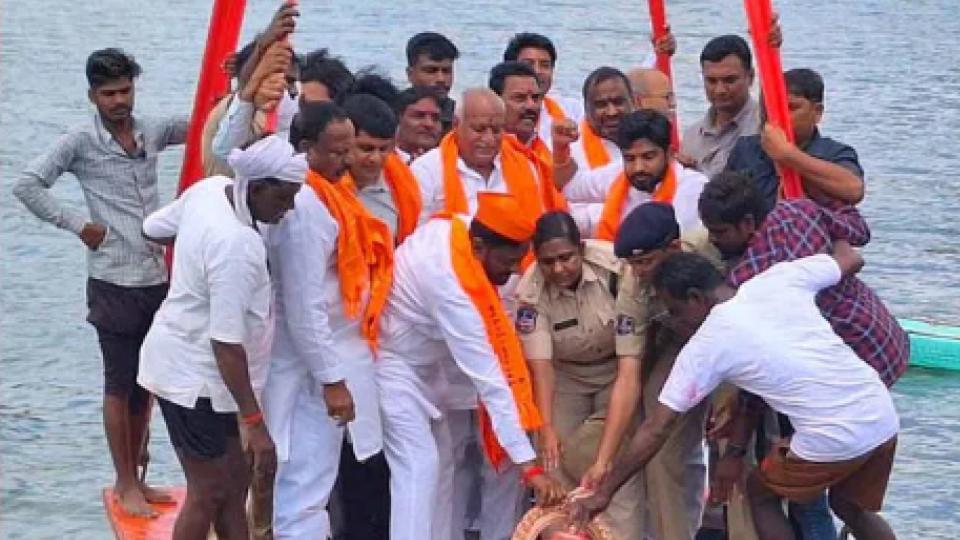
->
<box><xmin>900</xmin><ymin>318</ymin><xmax>960</xmax><ymax>372</ymax></box>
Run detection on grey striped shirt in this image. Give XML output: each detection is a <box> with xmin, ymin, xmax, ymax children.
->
<box><xmin>13</xmin><ymin>113</ymin><xmax>188</xmax><ymax>287</ymax></box>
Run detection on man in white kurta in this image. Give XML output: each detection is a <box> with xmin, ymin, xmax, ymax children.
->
<box><xmin>376</xmin><ymin>193</ymin><xmax>563</xmax><ymax>540</ymax></box>
<box><xmin>261</xmin><ymin>103</ymin><xmax>382</xmax><ymax>539</ymax></box>
<box><xmin>410</xmin><ymin>88</ymin><xmax>545</xmax><ymax>539</ymax></box>
<box><xmin>138</xmin><ymin>135</ymin><xmax>302</xmax><ymax>538</ymax></box>
<box><xmin>558</xmin><ymin>109</ymin><xmax>707</xmax><ymax>238</ymax></box>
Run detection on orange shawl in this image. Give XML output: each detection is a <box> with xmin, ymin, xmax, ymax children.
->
<box><xmin>442</xmin><ymin>213</ymin><xmax>542</xmax><ymax>470</ymax></box>
<box><xmin>383</xmin><ymin>152</ymin><xmax>422</xmax><ymax>243</ymax></box>
<box><xmin>542</xmin><ymin>96</ymin><xmax>567</xmax><ymax>123</ymax></box>
<box><xmin>305</xmin><ymin>171</ymin><xmax>394</xmax><ymax>350</ymax></box>
<box><xmin>579</xmin><ymin>121</ymin><xmax>612</xmax><ymax>169</ymax></box>
<box><xmin>502</xmin><ymin>134</ymin><xmax>568</xmax><ymax>212</ymax></box>
<box><xmin>439</xmin><ymin>132</ymin><xmax>544</xmax><ymax>218</ymax></box>
<box><xmin>595</xmin><ymin>163</ymin><xmax>678</xmax><ymax>241</ymax></box>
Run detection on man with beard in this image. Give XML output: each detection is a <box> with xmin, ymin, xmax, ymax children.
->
<box><xmin>138</xmin><ymin>135</ymin><xmax>302</xmax><ymax>539</ymax></box>
<box><xmin>394</xmin><ymin>86</ymin><xmax>443</xmax><ymax>164</ymax></box>
<box><xmin>410</xmin><ymin>87</ymin><xmax>550</xmax><ymax>540</ymax></box>
<box><xmin>698</xmin><ymin>172</ymin><xmax>908</xmax><ymax>540</ymax></box>
<box><xmin>405</xmin><ymin>32</ymin><xmax>459</xmax><ymax>136</ymax></box>
<box><xmin>13</xmin><ymin>48</ymin><xmax>187</xmax><ymax>518</ymax></box>
<box><xmin>568</xmin><ymin>248</ymin><xmax>900</xmax><ymax>540</ymax></box>
<box><xmin>263</xmin><ymin>102</ymin><xmax>394</xmax><ymax>539</ymax></box>
<box><xmin>556</xmin><ymin>110</ymin><xmax>707</xmax><ymax>239</ymax></box>
<box><xmin>375</xmin><ymin>192</ymin><xmax>565</xmax><ymax>540</ymax></box>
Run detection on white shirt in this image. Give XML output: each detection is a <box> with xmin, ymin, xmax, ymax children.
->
<box><xmin>211</xmin><ymin>92</ymin><xmax>298</xmax><ymax>161</ymax></box>
<box><xmin>570</xmin><ymin>132</ymin><xmax>622</xmax><ymax>172</ymax></box>
<box><xmin>263</xmin><ymin>185</ymin><xmax>382</xmax><ymax>461</ymax></box>
<box><xmin>377</xmin><ymin>217</ymin><xmax>537</xmax><ymax>464</ymax></box>
<box><xmin>138</xmin><ymin>176</ymin><xmax>273</xmax><ymax>412</ymax></box>
<box><xmin>659</xmin><ymin>255</ymin><xmax>900</xmax><ymax>462</ymax></box>
<box><xmin>411</xmin><ymin>147</ymin><xmax>510</xmax><ymax>223</ymax></box>
<box><xmin>563</xmin><ymin>161</ymin><xmax>707</xmax><ymax>235</ymax></box>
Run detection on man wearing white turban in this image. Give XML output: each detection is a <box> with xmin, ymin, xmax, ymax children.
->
<box><xmin>138</xmin><ymin>135</ymin><xmax>302</xmax><ymax>540</ymax></box>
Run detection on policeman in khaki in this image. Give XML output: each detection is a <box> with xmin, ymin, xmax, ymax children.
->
<box><xmin>515</xmin><ymin>211</ymin><xmax>645</xmax><ymax>540</ymax></box>
<box><xmin>595</xmin><ymin>202</ymin><xmax>722</xmax><ymax>540</ymax></box>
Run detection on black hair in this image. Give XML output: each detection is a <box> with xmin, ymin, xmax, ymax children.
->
<box><xmin>784</xmin><ymin>68</ymin><xmax>824</xmax><ymax>104</ymax></box>
<box><xmin>406</xmin><ymin>32</ymin><xmax>459</xmax><ymax>66</ymax></box>
<box><xmin>300</xmin><ymin>48</ymin><xmax>354</xmax><ymax>101</ymax></box>
<box><xmin>488</xmin><ymin>61</ymin><xmax>539</xmax><ymax>96</ymax></box>
<box><xmin>295</xmin><ymin>101</ymin><xmax>350</xmax><ymax>144</ymax></box>
<box><xmin>616</xmin><ymin>109</ymin><xmax>672</xmax><ymax>152</ymax></box>
<box><xmin>698</xmin><ymin>171</ymin><xmax>768</xmax><ymax>225</ymax></box>
<box><xmin>289</xmin><ymin>112</ymin><xmax>304</xmax><ymax>149</ymax></box>
<box><xmin>341</xmin><ymin>94</ymin><xmax>398</xmax><ymax>139</ymax></box>
<box><xmin>503</xmin><ymin>33</ymin><xmax>557</xmax><ymax>65</ymax></box>
<box><xmin>582</xmin><ymin>66</ymin><xmax>633</xmax><ymax>102</ymax></box>
<box><xmin>394</xmin><ymin>85</ymin><xmax>444</xmax><ymax>116</ymax></box>
<box><xmin>234</xmin><ymin>40</ymin><xmax>258</xmax><ymax>80</ymax></box>
<box><xmin>86</xmin><ymin>48</ymin><xmax>142</xmax><ymax>88</ymax></box>
<box><xmin>532</xmin><ymin>211</ymin><xmax>581</xmax><ymax>250</ymax></box>
<box><xmin>343</xmin><ymin>68</ymin><xmax>401</xmax><ymax>108</ymax></box>
<box><xmin>652</xmin><ymin>252</ymin><xmax>724</xmax><ymax>300</ymax></box>
<box><xmin>700</xmin><ymin>34</ymin><xmax>753</xmax><ymax>72</ymax></box>
<box><xmin>469</xmin><ymin>219</ymin><xmax>524</xmax><ymax>249</ymax></box>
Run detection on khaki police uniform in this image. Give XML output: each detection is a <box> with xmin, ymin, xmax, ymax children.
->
<box><xmin>614</xmin><ymin>227</ymin><xmax>723</xmax><ymax>540</ymax></box>
<box><xmin>516</xmin><ymin>240</ymin><xmax>645</xmax><ymax>540</ymax></box>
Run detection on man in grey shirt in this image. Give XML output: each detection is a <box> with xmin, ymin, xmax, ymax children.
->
<box><xmin>680</xmin><ymin>34</ymin><xmax>761</xmax><ymax>181</ymax></box>
<box><xmin>12</xmin><ymin>48</ymin><xmax>187</xmax><ymax>517</ymax></box>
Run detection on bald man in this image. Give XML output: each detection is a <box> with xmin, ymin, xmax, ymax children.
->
<box><xmin>627</xmin><ymin>67</ymin><xmax>676</xmax><ymax>117</ymax></box>
<box><xmin>412</xmin><ymin>87</ymin><xmax>544</xmax><ymax>221</ymax></box>
<box><xmin>411</xmin><ymin>88</ymin><xmax>548</xmax><ymax>539</ymax></box>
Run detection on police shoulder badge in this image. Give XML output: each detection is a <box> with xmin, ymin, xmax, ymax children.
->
<box><xmin>616</xmin><ymin>314</ymin><xmax>636</xmax><ymax>336</ymax></box>
<box><xmin>516</xmin><ymin>306</ymin><xmax>538</xmax><ymax>334</ymax></box>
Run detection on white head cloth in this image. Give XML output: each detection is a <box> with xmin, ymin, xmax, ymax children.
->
<box><xmin>227</xmin><ymin>135</ymin><xmax>306</xmax><ymax>226</ymax></box>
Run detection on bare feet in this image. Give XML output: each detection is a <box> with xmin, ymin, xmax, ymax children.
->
<box><xmin>114</xmin><ymin>483</ymin><xmax>159</xmax><ymax>518</ymax></box>
<box><xmin>139</xmin><ymin>482</ymin><xmax>175</xmax><ymax>505</ymax></box>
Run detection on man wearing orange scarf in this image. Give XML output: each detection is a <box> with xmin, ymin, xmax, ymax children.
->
<box><xmin>376</xmin><ymin>192</ymin><xmax>564</xmax><ymax>540</ymax></box>
<box><xmin>488</xmin><ymin>61</ymin><xmax>569</xmax><ymax>215</ymax></box>
<box><xmin>412</xmin><ymin>87</ymin><xmax>545</xmax><ymax>222</ymax></box>
<box><xmin>410</xmin><ymin>87</ymin><xmax>551</xmax><ymax>539</ymax></box>
<box><xmin>557</xmin><ymin>110</ymin><xmax>707</xmax><ymax>239</ymax></box>
<box><xmin>263</xmin><ymin>102</ymin><xmax>392</xmax><ymax>539</ymax></box>
<box><xmin>340</xmin><ymin>91</ymin><xmax>422</xmax><ymax>245</ymax></box>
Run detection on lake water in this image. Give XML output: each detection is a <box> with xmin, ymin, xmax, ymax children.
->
<box><xmin>1</xmin><ymin>0</ymin><xmax>958</xmax><ymax>538</ymax></box>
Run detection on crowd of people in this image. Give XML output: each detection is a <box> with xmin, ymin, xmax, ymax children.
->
<box><xmin>13</xmin><ymin>3</ymin><xmax>909</xmax><ymax>540</ymax></box>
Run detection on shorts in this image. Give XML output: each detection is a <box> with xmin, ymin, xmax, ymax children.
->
<box><xmin>86</xmin><ymin>278</ymin><xmax>167</xmax><ymax>398</ymax></box>
<box><xmin>157</xmin><ymin>397</ymin><xmax>239</xmax><ymax>460</ymax></box>
<box><xmin>759</xmin><ymin>436</ymin><xmax>897</xmax><ymax>512</ymax></box>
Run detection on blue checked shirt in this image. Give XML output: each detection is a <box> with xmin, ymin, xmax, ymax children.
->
<box><xmin>13</xmin><ymin>113</ymin><xmax>188</xmax><ymax>287</ymax></box>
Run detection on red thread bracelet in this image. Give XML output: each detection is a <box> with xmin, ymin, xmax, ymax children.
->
<box><xmin>522</xmin><ymin>465</ymin><xmax>545</xmax><ymax>485</ymax></box>
<box><xmin>241</xmin><ymin>411</ymin><xmax>264</xmax><ymax>426</ymax></box>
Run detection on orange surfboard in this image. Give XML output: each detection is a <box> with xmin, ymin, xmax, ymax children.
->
<box><xmin>102</xmin><ymin>486</ymin><xmax>185</xmax><ymax>540</ymax></box>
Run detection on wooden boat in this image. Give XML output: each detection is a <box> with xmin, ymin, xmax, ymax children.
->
<box><xmin>900</xmin><ymin>318</ymin><xmax>960</xmax><ymax>372</ymax></box>
<box><xmin>102</xmin><ymin>487</ymin><xmax>185</xmax><ymax>539</ymax></box>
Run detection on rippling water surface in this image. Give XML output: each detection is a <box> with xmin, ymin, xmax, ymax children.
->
<box><xmin>1</xmin><ymin>1</ymin><xmax>958</xmax><ymax>538</ymax></box>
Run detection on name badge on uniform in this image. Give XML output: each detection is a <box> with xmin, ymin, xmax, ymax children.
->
<box><xmin>616</xmin><ymin>314</ymin><xmax>636</xmax><ymax>336</ymax></box>
<box><xmin>516</xmin><ymin>306</ymin><xmax>538</xmax><ymax>334</ymax></box>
